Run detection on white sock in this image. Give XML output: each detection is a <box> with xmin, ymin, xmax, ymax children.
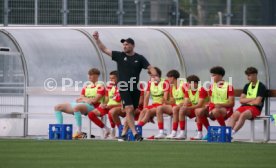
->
<box><xmin>171</xmin><ymin>130</ymin><xmax>177</xmax><ymax>135</ymax></box>
<box><xmin>180</xmin><ymin>130</ymin><xmax>185</xmax><ymax>135</ymax></box>
<box><xmin>159</xmin><ymin>129</ymin><xmax>164</xmax><ymax>134</ymax></box>
<box><xmin>198</xmin><ymin>131</ymin><xmax>202</xmax><ymax>135</ymax></box>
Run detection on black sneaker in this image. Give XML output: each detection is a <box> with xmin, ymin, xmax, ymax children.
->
<box><xmin>118</xmin><ymin>134</ymin><xmax>127</xmax><ymax>142</ymax></box>
<box><xmin>134</xmin><ymin>134</ymin><xmax>143</xmax><ymax>142</ymax></box>
<box><xmin>80</xmin><ymin>132</ymin><xmax>95</xmax><ymax>139</ymax></box>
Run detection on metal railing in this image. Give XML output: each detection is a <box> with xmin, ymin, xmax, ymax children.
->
<box><xmin>0</xmin><ymin>0</ymin><xmax>180</xmax><ymax>26</ymax></box>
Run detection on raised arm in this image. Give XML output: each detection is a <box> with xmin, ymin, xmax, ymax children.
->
<box><xmin>92</xmin><ymin>31</ymin><xmax>112</xmax><ymax>57</ymax></box>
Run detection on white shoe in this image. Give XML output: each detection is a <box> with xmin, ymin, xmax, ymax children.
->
<box><xmin>154</xmin><ymin>133</ymin><xmax>166</xmax><ymax>139</ymax></box>
<box><xmin>103</xmin><ymin>128</ymin><xmax>110</xmax><ymax>139</ymax></box>
<box><xmin>175</xmin><ymin>132</ymin><xmax>186</xmax><ymax>140</ymax></box>
<box><xmin>190</xmin><ymin>132</ymin><xmax>203</xmax><ymax>140</ymax></box>
<box><xmin>166</xmin><ymin>132</ymin><xmax>177</xmax><ymax>139</ymax></box>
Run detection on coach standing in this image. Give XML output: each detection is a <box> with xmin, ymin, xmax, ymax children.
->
<box><xmin>92</xmin><ymin>31</ymin><xmax>156</xmax><ymax>141</ymax></box>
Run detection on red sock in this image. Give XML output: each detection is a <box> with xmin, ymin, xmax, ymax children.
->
<box><xmin>172</xmin><ymin>122</ymin><xmax>178</xmax><ymax>131</ymax></box>
<box><xmin>216</xmin><ymin>116</ymin><xmax>226</xmax><ymax>126</ymax></box>
<box><xmin>108</xmin><ymin>113</ymin><xmax>115</xmax><ymax>128</ymax></box>
<box><xmin>158</xmin><ymin>122</ymin><xmax>164</xmax><ymax>130</ymax></box>
<box><xmin>197</xmin><ymin>122</ymin><xmax>203</xmax><ymax>132</ymax></box>
<box><xmin>88</xmin><ymin>112</ymin><xmax>105</xmax><ymax>128</ymax></box>
<box><xmin>200</xmin><ymin>116</ymin><xmax>210</xmax><ymax>130</ymax></box>
<box><xmin>138</xmin><ymin>121</ymin><xmax>145</xmax><ymax>127</ymax></box>
<box><xmin>179</xmin><ymin>120</ymin><xmax>185</xmax><ymax>130</ymax></box>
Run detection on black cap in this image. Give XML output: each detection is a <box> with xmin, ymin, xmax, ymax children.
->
<box><xmin>120</xmin><ymin>38</ymin><xmax>135</xmax><ymax>45</ymax></box>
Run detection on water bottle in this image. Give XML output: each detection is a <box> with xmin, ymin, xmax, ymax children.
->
<box><xmin>226</xmin><ymin>128</ymin><xmax>230</xmax><ymax>142</ymax></box>
<box><xmin>52</xmin><ymin>126</ymin><xmax>58</xmax><ymax>139</ymax></box>
<box><xmin>211</xmin><ymin>128</ymin><xmax>215</xmax><ymax>142</ymax></box>
<box><xmin>66</xmin><ymin>126</ymin><xmax>71</xmax><ymax>139</ymax></box>
<box><xmin>52</xmin><ymin>126</ymin><xmax>56</xmax><ymax>132</ymax></box>
<box><xmin>217</xmin><ymin>128</ymin><xmax>221</xmax><ymax>142</ymax></box>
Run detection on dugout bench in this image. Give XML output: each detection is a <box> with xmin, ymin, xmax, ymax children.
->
<box><xmin>180</xmin><ymin>89</ymin><xmax>274</xmax><ymax>142</ymax></box>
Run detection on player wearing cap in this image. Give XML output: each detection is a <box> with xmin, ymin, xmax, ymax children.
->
<box><xmin>227</xmin><ymin>67</ymin><xmax>267</xmax><ymax>136</ymax></box>
<box><xmin>92</xmin><ymin>31</ymin><xmax>156</xmax><ymax>141</ymax></box>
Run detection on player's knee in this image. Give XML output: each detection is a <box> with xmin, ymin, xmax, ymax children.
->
<box><xmin>233</xmin><ymin>111</ymin><xmax>240</xmax><ymax>119</ymax></box>
<box><xmin>125</xmin><ymin>106</ymin><xmax>134</xmax><ymax>113</ymax></box>
<box><xmin>239</xmin><ymin>112</ymin><xmax>249</xmax><ymax>120</ymax></box>
<box><xmin>54</xmin><ymin>104</ymin><xmax>63</xmax><ymax>111</ymax></box>
<box><xmin>195</xmin><ymin>109</ymin><xmax>202</xmax><ymax>117</ymax></box>
<box><xmin>211</xmin><ymin>108</ymin><xmax>220</xmax><ymax>117</ymax></box>
<box><xmin>173</xmin><ymin>108</ymin><xmax>179</xmax><ymax>115</ymax></box>
<box><xmin>181</xmin><ymin>106</ymin><xmax>188</xmax><ymax>112</ymax></box>
<box><xmin>156</xmin><ymin>106</ymin><xmax>163</xmax><ymax>115</ymax></box>
<box><xmin>110</xmin><ymin>110</ymin><xmax>117</xmax><ymax>118</ymax></box>
<box><xmin>73</xmin><ymin>106</ymin><xmax>81</xmax><ymax>112</ymax></box>
<box><xmin>142</xmin><ymin>109</ymin><xmax>148</xmax><ymax>115</ymax></box>
<box><xmin>172</xmin><ymin>106</ymin><xmax>178</xmax><ymax>111</ymax></box>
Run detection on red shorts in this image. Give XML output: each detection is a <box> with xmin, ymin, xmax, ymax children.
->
<box><xmin>236</xmin><ymin>106</ymin><xmax>261</xmax><ymax>119</ymax></box>
<box><xmin>93</xmin><ymin>103</ymin><xmax>100</xmax><ymax>109</ymax></box>
<box><xmin>208</xmin><ymin>105</ymin><xmax>233</xmax><ymax>120</ymax></box>
<box><xmin>177</xmin><ymin>105</ymin><xmax>195</xmax><ymax>119</ymax></box>
<box><xmin>96</xmin><ymin>107</ymin><xmax>109</xmax><ymax>117</ymax></box>
<box><xmin>145</xmin><ymin>103</ymin><xmax>162</xmax><ymax>110</ymax></box>
<box><xmin>187</xmin><ymin>109</ymin><xmax>196</xmax><ymax>119</ymax></box>
<box><xmin>171</xmin><ymin>104</ymin><xmax>177</xmax><ymax>107</ymax></box>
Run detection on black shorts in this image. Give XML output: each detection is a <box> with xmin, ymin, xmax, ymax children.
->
<box><xmin>119</xmin><ymin>89</ymin><xmax>140</xmax><ymax>109</ymax></box>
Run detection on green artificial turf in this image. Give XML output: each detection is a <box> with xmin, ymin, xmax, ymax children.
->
<box><xmin>0</xmin><ymin>139</ymin><xmax>275</xmax><ymax>168</ymax></box>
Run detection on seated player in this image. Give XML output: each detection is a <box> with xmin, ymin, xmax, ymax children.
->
<box><xmin>87</xmin><ymin>71</ymin><xmax>121</xmax><ymax>139</ymax></box>
<box><xmin>177</xmin><ymin>75</ymin><xmax>210</xmax><ymax>140</ymax></box>
<box><xmin>155</xmin><ymin>70</ymin><xmax>186</xmax><ymax>139</ymax></box>
<box><xmin>197</xmin><ymin>66</ymin><xmax>234</xmax><ymax>137</ymax></box>
<box><xmin>54</xmin><ymin>68</ymin><xmax>105</xmax><ymax>139</ymax></box>
<box><xmin>227</xmin><ymin>67</ymin><xmax>267</xmax><ymax>136</ymax></box>
<box><xmin>137</xmin><ymin>67</ymin><xmax>170</xmax><ymax>130</ymax></box>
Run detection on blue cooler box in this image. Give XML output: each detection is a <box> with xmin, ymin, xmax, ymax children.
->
<box><xmin>207</xmin><ymin>126</ymin><xmax>232</xmax><ymax>143</ymax></box>
<box><xmin>49</xmin><ymin>124</ymin><xmax>72</xmax><ymax>140</ymax></box>
<box><xmin>118</xmin><ymin>125</ymin><xmax>142</xmax><ymax>141</ymax></box>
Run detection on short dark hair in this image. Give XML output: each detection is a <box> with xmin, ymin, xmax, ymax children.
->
<box><xmin>109</xmin><ymin>70</ymin><xmax>118</xmax><ymax>77</ymax></box>
<box><xmin>149</xmin><ymin>67</ymin><xmax>162</xmax><ymax>77</ymax></box>
<box><xmin>187</xmin><ymin>75</ymin><xmax>200</xmax><ymax>83</ymax></box>
<box><xmin>166</xmin><ymin>70</ymin><xmax>180</xmax><ymax>79</ymax></box>
<box><xmin>88</xmin><ymin>68</ymin><xmax>100</xmax><ymax>75</ymax></box>
<box><xmin>245</xmin><ymin>67</ymin><xmax>258</xmax><ymax>75</ymax></box>
<box><xmin>210</xmin><ymin>66</ymin><xmax>225</xmax><ymax>77</ymax></box>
